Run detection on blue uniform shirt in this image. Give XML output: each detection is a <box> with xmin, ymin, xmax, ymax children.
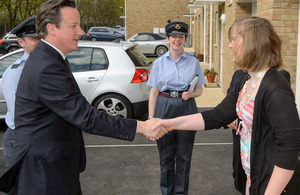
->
<box><xmin>147</xmin><ymin>51</ymin><xmax>206</xmax><ymax>91</ymax></box>
<box><xmin>2</xmin><ymin>52</ymin><xmax>29</xmax><ymax>129</ymax></box>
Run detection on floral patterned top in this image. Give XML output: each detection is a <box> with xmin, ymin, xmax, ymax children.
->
<box><xmin>236</xmin><ymin>88</ymin><xmax>255</xmax><ymax>195</ymax></box>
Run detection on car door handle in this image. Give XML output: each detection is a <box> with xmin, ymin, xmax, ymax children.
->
<box><xmin>87</xmin><ymin>77</ymin><xmax>99</xmax><ymax>82</ymax></box>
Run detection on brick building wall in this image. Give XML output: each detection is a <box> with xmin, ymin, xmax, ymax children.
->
<box><xmin>191</xmin><ymin>8</ymin><xmax>205</xmax><ymax>60</ymax></box>
<box><xmin>256</xmin><ymin>0</ymin><xmax>299</xmax><ymax>90</ymax></box>
<box><xmin>222</xmin><ymin>1</ymin><xmax>252</xmax><ymax>92</ymax></box>
<box><xmin>126</xmin><ymin>0</ymin><xmax>191</xmax><ymax>38</ymax></box>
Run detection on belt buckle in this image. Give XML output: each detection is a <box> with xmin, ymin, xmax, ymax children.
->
<box><xmin>170</xmin><ymin>91</ymin><xmax>178</xmax><ymax>98</ymax></box>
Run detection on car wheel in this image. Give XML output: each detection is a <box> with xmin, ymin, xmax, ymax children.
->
<box><xmin>155</xmin><ymin>45</ymin><xmax>168</xmax><ymax>56</ymax></box>
<box><xmin>93</xmin><ymin>94</ymin><xmax>133</xmax><ymax>118</ymax></box>
<box><xmin>91</xmin><ymin>37</ymin><xmax>98</xmax><ymax>41</ymax></box>
<box><xmin>8</xmin><ymin>47</ymin><xmax>19</xmax><ymax>53</ymax></box>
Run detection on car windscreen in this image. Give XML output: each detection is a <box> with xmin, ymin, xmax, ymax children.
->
<box><xmin>126</xmin><ymin>47</ymin><xmax>151</xmax><ymax>67</ymax></box>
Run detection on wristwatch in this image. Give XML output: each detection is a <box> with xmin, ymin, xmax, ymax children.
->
<box><xmin>148</xmin><ymin>116</ymin><xmax>153</xmax><ymax>119</ymax></box>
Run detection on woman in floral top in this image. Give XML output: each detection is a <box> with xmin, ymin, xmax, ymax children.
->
<box><xmin>153</xmin><ymin>17</ymin><xmax>300</xmax><ymax>195</ymax></box>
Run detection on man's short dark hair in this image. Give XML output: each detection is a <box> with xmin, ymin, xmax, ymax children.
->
<box><xmin>36</xmin><ymin>0</ymin><xmax>76</xmax><ymax>39</ymax></box>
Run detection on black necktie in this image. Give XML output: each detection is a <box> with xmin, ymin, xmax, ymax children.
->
<box><xmin>64</xmin><ymin>58</ymin><xmax>72</xmax><ymax>74</ymax></box>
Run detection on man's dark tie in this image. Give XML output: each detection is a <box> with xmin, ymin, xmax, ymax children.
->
<box><xmin>64</xmin><ymin>58</ymin><xmax>72</xmax><ymax>74</ymax></box>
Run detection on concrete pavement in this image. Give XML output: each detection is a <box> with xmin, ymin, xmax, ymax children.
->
<box><xmin>196</xmin><ymin>83</ymin><xmax>225</xmax><ymax>108</ymax></box>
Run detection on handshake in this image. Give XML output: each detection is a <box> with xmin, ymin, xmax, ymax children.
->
<box><xmin>137</xmin><ymin>113</ymin><xmax>204</xmax><ymax>140</ymax></box>
<box><xmin>137</xmin><ymin>118</ymin><xmax>171</xmax><ymax>141</ymax></box>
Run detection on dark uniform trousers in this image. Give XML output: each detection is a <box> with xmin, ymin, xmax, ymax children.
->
<box><xmin>155</xmin><ymin>95</ymin><xmax>197</xmax><ymax>195</ymax></box>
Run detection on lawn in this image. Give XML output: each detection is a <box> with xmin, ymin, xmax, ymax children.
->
<box><xmin>148</xmin><ymin>57</ymin><xmax>156</xmax><ymax>65</ymax></box>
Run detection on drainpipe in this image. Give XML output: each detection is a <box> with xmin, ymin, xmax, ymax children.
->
<box><xmin>125</xmin><ymin>0</ymin><xmax>127</xmax><ymax>39</ymax></box>
<box><xmin>189</xmin><ymin>0</ymin><xmax>192</xmax><ymax>42</ymax></box>
<box><xmin>204</xmin><ymin>6</ymin><xmax>206</xmax><ymax>63</ymax></box>
<box><xmin>209</xmin><ymin>5</ymin><xmax>213</xmax><ymax>69</ymax></box>
<box><xmin>296</xmin><ymin>4</ymin><xmax>300</xmax><ymax>115</ymax></box>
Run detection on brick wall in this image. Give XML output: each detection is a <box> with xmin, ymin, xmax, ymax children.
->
<box><xmin>256</xmin><ymin>0</ymin><xmax>299</xmax><ymax>91</ymax></box>
<box><xmin>222</xmin><ymin>1</ymin><xmax>252</xmax><ymax>92</ymax></box>
<box><xmin>126</xmin><ymin>0</ymin><xmax>191</xmax><ymax>38</ymax></box>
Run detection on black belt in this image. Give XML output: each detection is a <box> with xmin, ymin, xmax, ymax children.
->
<box><xmin>159</xmin><ymin>91</ymin><xmax>184</xmax><ymax>98</ymax></box>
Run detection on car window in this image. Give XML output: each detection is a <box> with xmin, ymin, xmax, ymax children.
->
<box><xmin>134</xmin><ymin>35</ymin><xmax>149</xmax><ymax>41</ymax></box>
<box><xmin>126</xmin><ymin>47</ymin><xmax>150</xmax><ymax>67</ymax></box>
<box><xmin>67</xmin><ymin>47</ymin><xmax>108</xmax><ymax>72</ymax></box>
<box><xmin>0</xmin><ymin>51</ymin><xmax>23</xmax><ymax>78</ymax></box>
<box><xmin>91</xmin><ymin>48</ymin><xmax>109</xmax><ymax>70</ymax></box>
<box><xmin>148</xmin><ymin>36</ymin><xmax>155</xmax><ymax>41</ymax></box>
<box><xmin>91</xmin><ymin>28</ymin><xmax>104</xmax><ymax>33</ymax></box>
<box><xmin>8</xmin><ymin>34</ymin><xmax>17</xmax><ymax>39</ymax></box>
<box><xmin>106</xmin><ymin>29</ymin><xmax>114</xmax><ymax>34</ymax></box>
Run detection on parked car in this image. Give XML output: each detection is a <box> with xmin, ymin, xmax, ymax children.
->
<box><xmin>87</xmin><ymin>27</ymin><xmax>125</xmax><ymax>42</ymax></box>
<box><xmin>0</xmin><ymin>33</ymin><xmax>20</xmax><ymax>55</ymax></box>
<box><xmin>114</xmin><ymin>26</ymin><xmax>126</xmax><ymax>34</ymax></box>
<box><xmin>0</xmin><ymin>41</ymin><xmax>151</xmax><ymax>120</ymax></box>
<box><xmin>126</xmin><ymin>33</ymin><xmax>169</xmax><ymax>56</ymax></box>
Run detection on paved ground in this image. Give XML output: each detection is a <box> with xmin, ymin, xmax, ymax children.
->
<box><xmin>0</xmin><ymin>107</ymin><xmax>240</xmax><ymax>195</ymax></box>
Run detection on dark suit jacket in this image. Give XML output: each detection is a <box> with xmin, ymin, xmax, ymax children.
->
<box><xmin>0</xmin><ymin>41</ymin><xmax>137</xmax><ymax>195</ymax></box>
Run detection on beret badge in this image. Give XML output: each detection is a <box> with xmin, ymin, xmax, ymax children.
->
<box><xmin>175</xmin><ymin>24</ymin><xmax>181</xmax><ymax>30</ymax></box>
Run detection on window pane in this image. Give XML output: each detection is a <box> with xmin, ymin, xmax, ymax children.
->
<box><xmin>91</xmin><ymin>48</ymin><xmax>108</xmax><ymax>71</ymax></box>
<box><xmin>126</xmin><ymin>47</ymin><xmax>150</xmax><ymax>67</ymax></box>
<box><xmin>148</xmin><ymin>36</ymin><xmax>155</xmax><ymax>41</ymax></box>
<box><xmin>67</xmin><ymin>47</ymin><xmax>92</xmax><ymax>72</ymax></box>
<box><xmin>134</xmin><ymin>35</ymin><xmax>149</xmax><ymax>41</ymax></box>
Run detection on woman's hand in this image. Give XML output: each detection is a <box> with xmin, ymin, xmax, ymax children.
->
<box><xmin>182</xmin><ymin>91</ymin><xmax>191</xmax><ymax>101</ymax></box>
<box><xmin>227</xmin><ymin>119</ymin><xmax>238</xmax><ymax>130</ymax></box>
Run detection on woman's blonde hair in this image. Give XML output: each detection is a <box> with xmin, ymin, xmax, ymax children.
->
<box><xmin>228</xmin><ymin>17</ymin><xmax>282</xmax><ymax>72</ymax></box>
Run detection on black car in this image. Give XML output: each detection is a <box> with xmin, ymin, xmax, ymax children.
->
<box><xmin>87</xmin><ymin>27</ymin><xmax>125</xmax><ymax>42</ymax></box>
<box><xmin>0</xmin><ymin>33</ymin><xmax>20</xmax><ymax>55</ymax></box>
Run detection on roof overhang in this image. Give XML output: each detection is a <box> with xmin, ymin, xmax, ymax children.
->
<box><xmin>236</xmin><ymin>0</ymin><xmax>254</xmax><ymax>3</ymax></box>
<box><xmin>187</xmin><ymin>2</ymin><xmax>204</xmax><ymax>8</ymax></box>
<box><xmin>188</xmin><ymin>0</ymin><xmax>225</xmax><ymax>6</ymax></box>
<box><xmin>183</xmin><ymin>14</ymin><xmax>194</xmax><ymax>17</ymax></box>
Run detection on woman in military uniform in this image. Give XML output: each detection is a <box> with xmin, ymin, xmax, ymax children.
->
<box><xmin>147</xmin><ymin>21</ymin><xmax>206</xmax><ymax>195</ymax></box>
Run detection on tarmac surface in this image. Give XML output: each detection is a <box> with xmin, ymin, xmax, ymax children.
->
<box><xmin>0</xmin><ymin>86</ymin><xmax>241</xmax><ymax>195</ymax></box>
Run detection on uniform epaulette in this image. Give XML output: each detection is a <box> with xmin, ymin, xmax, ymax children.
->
<box><xmin>11</xmin><ymin>63</ymin><xmax>20</xmax><ymax>69</ymax></box>
<box><xmin>186</xmin><ymin>52</ymin><xmax>197</xmax><ymax>58</ymax></box>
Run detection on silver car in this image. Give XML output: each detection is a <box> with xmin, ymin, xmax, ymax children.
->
<box><xmin>0</xmin><ymin>41</ymin><xmax>151</xmax><ymax>120</ymax></box>
<box><xmin>126</xmin><ymin>33</ymin><xmax>169</xmax><ymax>56</ymax></box>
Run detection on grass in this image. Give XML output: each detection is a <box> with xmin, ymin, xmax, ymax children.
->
<box><xmin>148</xmin><ymin>57</ymin><xmax>156</xmax><ymax>65</ymax></box>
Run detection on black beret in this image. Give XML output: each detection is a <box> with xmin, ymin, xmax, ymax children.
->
<box><xmin>10</xmin><ymin>16</ymin><xmax>38</xmax><ymax>38</ymax></box>
<box><xmin>165</xmin><ymin>21</ymin><xmax>188</xmax><ymax>36</ymax></box>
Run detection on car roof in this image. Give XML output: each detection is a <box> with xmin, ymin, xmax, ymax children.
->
<box><xmin>77</xmin><ymin>41</ymin><xmax>138</xmax><ymax>50</ymax></box>
<box><xmin>89</xmin><ymin>26</ymin><xmax>114</xmax><ymax>30</ymax></box>
<box><xmin>1</xmin><ymin>32</ymin><xmax>17</xmax><ymax>39</ymax></box>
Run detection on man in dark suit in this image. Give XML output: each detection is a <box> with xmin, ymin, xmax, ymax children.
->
<box><xmin>0</xmin><ymin>0</ymin><xmax>166</xmax><ymax>194</ymax></box>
